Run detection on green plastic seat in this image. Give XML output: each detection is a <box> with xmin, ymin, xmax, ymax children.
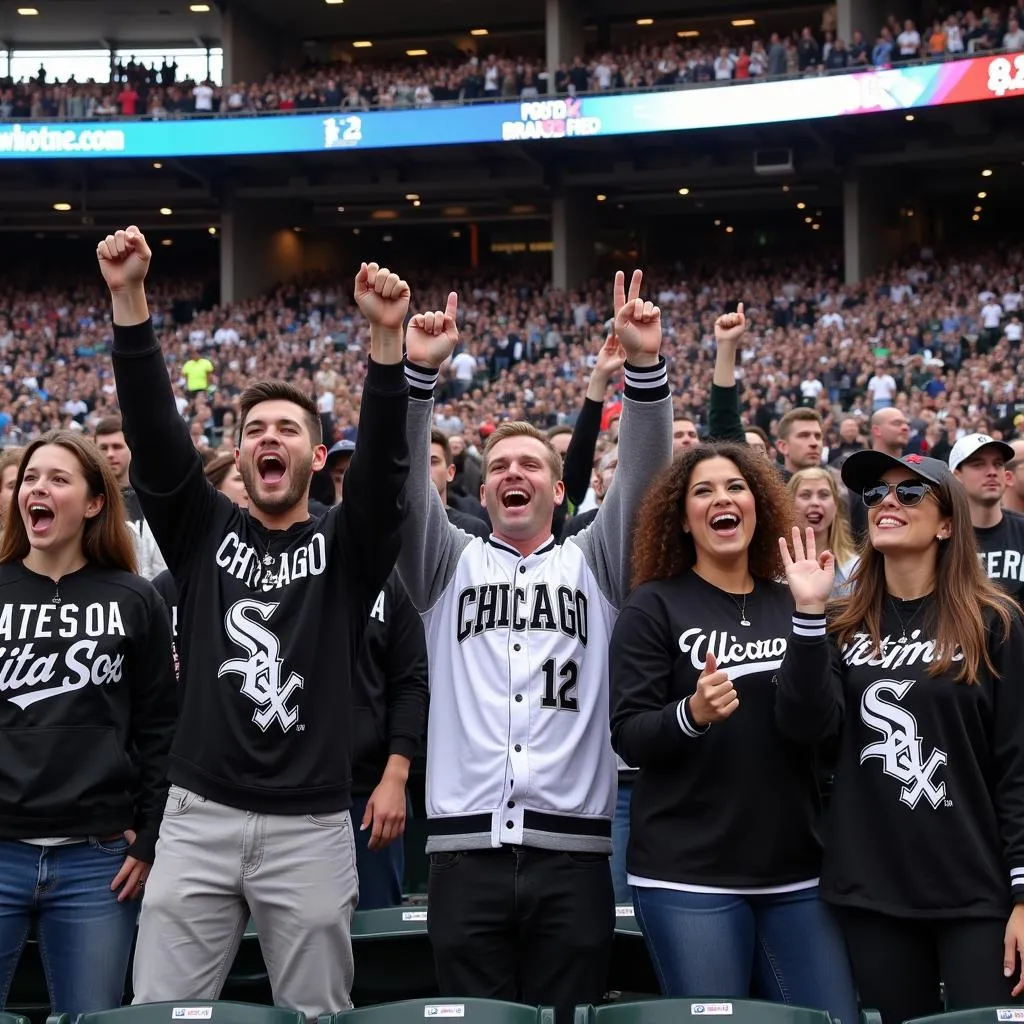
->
<box><xmin>907</xmin><ymin>1011</ymin><xmax>1024</xmax><ymax>1024</ymax></box>
<box><xmin>574</xmin><ymin>1000</ymin><xmax>834</xmax><ymax>1024</ymax></box>
<box><xmin>47</xmin><ymin>1001</ymin><xmax>304</xmax><ymax>1024</ymax></box>
<box><xmin>335</xmin><ymin>998</ymin><xmax>554</xmax><ymax>1024</ymax></box>
<box><xmin>0</xmin><ymin>1012</ymin><xmax>33</xmax><ymax>1024</ymax></box>
<box><xmin>350</xmin><ymin>908</ymin><xmax>437</xmax><ymax>1005</ymax></box>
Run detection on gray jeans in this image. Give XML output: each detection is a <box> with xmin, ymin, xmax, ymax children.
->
<box><xmin>132</xmin><ymin>785</ymin><xmax>358</xmax><ymax>1020</ymax></box>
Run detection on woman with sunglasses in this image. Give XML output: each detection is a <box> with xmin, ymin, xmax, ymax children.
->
<box><xmin>777</xmin><ymin>449</ymin><xmax>1024</xmax><ymax>1024</ymax></box>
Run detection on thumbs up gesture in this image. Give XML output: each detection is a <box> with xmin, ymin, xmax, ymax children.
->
<box><xmin>688</xmin><ymin>654</ymin><xmax>739</xmax><ymax>727</ymax></box>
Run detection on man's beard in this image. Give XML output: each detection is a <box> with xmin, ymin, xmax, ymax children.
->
<box><xmin>241</xmin><ymin>452</ymin><xmax>313</xmax><ymax>517</ymax></box>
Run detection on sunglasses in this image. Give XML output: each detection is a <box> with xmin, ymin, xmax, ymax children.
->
<box><xmin>862</xmin><ymin>481</ymin><xmax>934</xmax><ymax>508</ymax></box>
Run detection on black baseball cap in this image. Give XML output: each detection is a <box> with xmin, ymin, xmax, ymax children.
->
<box><xmin>325</xmin><ymin>439</ymin><xmax>356</xmax><ymax>465</ymax></box>
<box><xmin>841</xmin><ymin>450</ymin><xmax>954</xmax><ymax>496</ymax></box>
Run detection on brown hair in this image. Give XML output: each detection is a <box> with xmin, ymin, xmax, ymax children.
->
<box><xmin>830</xmin><ymin>471</ymin><xmax>1016</xmax><ymax>683</ymax></box>
<box><xmin>788</xmin><ymin>468</ymin><xmax>857</xmax><ymax>567</ymax></box>
<box><xmin>238</xmin><ymin>381</ymin><xmax>322</xmax><ymax>446</ymax></box>
<box><xmin>482</xmin><ymin>422</ymin><xmax>562</xmax><ymax>482</ymax></box>
<box><xmin>547</xmin><ymin>425</ymin><xmax>573</xmax><ymax>440</ymax></box>
<box><xmin>0</xmin><ymin>448</ymin><xmax>24</xmax><ymax>480</ymax></box>
<box><xmin>430</xmin><ymin>428</ymin><xmax>453</xmax><ymax>466</ymax></box>
<box><xmin>631</xmin><ymin>442</ymin><xmax>795</xmax><ymax>589</ymax></box>
<box><xmin>0</xmin><ymin>431</ymin><xmax>137</xmax><ymax>573</ymax></box>
<box><xmin>204</xmin><ymin>451</ymin><xmax>237</xmax><ymax>490</ymax></box>
<box><xmin>777</xmin><ymin>408</ymin><xmax>822</xmax><ymax>440</ymax></box>
<box><xmin>93</xmin><ymin>415</ymin><xmax>124</xmax><ymax>439</ymax></box>
<box><xmin>744</xmin><ymin>425</ymin><xmax>771</xmax><ymax>447</ymax></box>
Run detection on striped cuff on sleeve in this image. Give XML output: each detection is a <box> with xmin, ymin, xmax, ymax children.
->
<box><xmin>792</xmin><ymin>612</ymin><xmax>827</xmax><ymax>638</ymax></box>
<box><xmin>1011</xmin><ymin>867</ymin><xmax>1024</xmax><ymax>900</ymax></box>
<box><xmin>676</xmin><ymin>696</ymin><xmax>710</xmax><ymax>738</ymax></box>
<box><xmin>623</xmin><ymin>357</ymin><xmax>670</xmax><ymax>402</ymax></box>
<box><xmin>405</xmin><ymin>360</ymin><xmax>439</xmax><ymax>400</ymax></box>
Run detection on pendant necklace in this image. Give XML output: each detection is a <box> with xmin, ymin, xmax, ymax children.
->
<box><xmin>889</xmin><ymin>596</ymin><xmax>925</xmax><ymax>645</ymax></box>
<box><xmin>727</xmin><ymin>589</ymin><xmax>752</xmax><ymax>627</ymax></box>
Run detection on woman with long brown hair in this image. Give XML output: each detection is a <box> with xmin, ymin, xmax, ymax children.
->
<box><xmin>778</xmin><ymin>449</ymin><xmax>1024</xmax><ymax>1023</ymax></box>
<box><xmin>0</xmin><ymin>430</ymin><xmax>177</xmax><ymax>1018</ymax></box>
<box><xmin>610</xmin><ymin>316</ymin><xmax>858</xmax><ymax>1023</ymax></box>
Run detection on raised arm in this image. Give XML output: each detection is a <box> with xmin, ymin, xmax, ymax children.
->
<box><xmin>336</xmin><ymin>263</ymin><xmax>410</xmax><ymax>592</ymax></box>
<box><xmin>573</xmin><ymin>270</ymin><xmax>672</xmax><ymax>609</ymax></box>
<box><xmin>397</xmin><ymin>292</ymin><xmax>474</xmax><ymax>612</ymax></box>
<box><xmin>99</xmin><ymin>227</ymin><xmax>217</xmax><ymax>572</ymax></box>
<box><xmin>707</xmin><ymin>303</ymin><xmax>748</xmax><ymax>443</ymax></box>
<box><xmin>774</xmin><ymin>528</ymin><xmax>845</xmax><ymax>742</ymax></box>
<box><xmin>562</xmin><ymin>334</ymin><xmax>625</xmax><ymax>511</ymax></box>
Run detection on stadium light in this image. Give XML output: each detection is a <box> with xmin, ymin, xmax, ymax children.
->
<box><xmin>161</xmin><ymin>239</ymin><xmax>173</xmax><ymax>246</ymax></box>
<box><xmin>470</xmin><ymin>28</ymin><xmax>488</xmax><ymax>36</ymax></box>
<box><xmin>678</xmin><ymin>187</ymin><xmax>690</xmax><ymax>195</ymax></box>
<box><xmin>352</xmin><ymin>41</ymin><xmax>372</xmax><ymax>48</ymax></box>
<box><xmin>152</xmin><ymin>162</ymin><xmax>163</xmax><ymax>169</ymax></box>
<box><xmin>725</xmin><ymin>226</ymin><xmax>735</xmax><ymax>233</ymax></box>
<box><xmin>905</xmin><ymin>114</ymin><xmax>915</xmax><ymax>121</ymax></box>
<box><xmin>405</xmin><ymin>193</ymin><xmax>419</xmax><ymax>200</ymax></box>
<box><xmin>596</xmin><ymin>194</ymin><xmax>606</xmax><ymax>201</ymax></box>
<box><xmin>17</xmin><ymin>7</ymin><xmax>39</xmax><ymax>14</ymax></box>
<box><xmin>974</xmin><ymin>205</ymin><xmax>983</xmax><ymax>212</ymax></box>
<box><xmin>731</xmin><ymin>18</ymin><xmax>755</xmax><ymax>27</ymax></box>
<box><xmin>972</xmin><ymin>214</ymin><xmax>980</xmax><ymax>221</ymax></box>
<box><xmin>636</xmin><ymin>19</ymin><xmax>654</xmax><ymax>26</ymax></box>
<box><xmin>982</xmin><ymin>168</ymin><xmax>993</xmax><ymax>177</ymax></box>
<box><xmin>412</xmin><ymin>200</ymin><xmax>421</xmax><ymax>207</ymax></box>
<box><xmin>336</xmin><ymin>206</ymin><xmax>345</xmax><ymax>212</ymax></box>
<box><xmin>796</xmin><ymin>202</ymin><xmax>806</xmax><ymax>210</ymax></box>
<box><xmin>406</xmin><ymin>49</ymin><xmax>428</xmax><ymax>56</ymax></box>
<box><xmin>159</xmin><ymin>207</ymin><xmax>172</xmax><ymax>215</ymax></box>
<box><xmin>978</xmin><ymin>191</ymin><xmax>988</xmax><ymax>199</ymax></box>
<box><xmin>325</xmin><ymin>0</ymin><xmax>344</xmax><ymax>5</ymax></box>
<box><xmin>208</xmin><ymin>226</ymin><xmax>217</xmax><ymax>235</ymax></box>
<box><xmin>189</xmin><ymin>4</ymin><xmax>211</xmax><ymax>11</ymax></box>
<box><xmin>677</xmin><ymin>30</ymin><xmax>699</xmax><ymax>37</ymax></box>
<box><xmin>714</xmin><ymin>219</ymin><xmax>722</xmax><ymax>226</ymax></box>
<box><xmin>53</xmin><ymin>202</ymin><xmax>71</xmax><ymax>212</ymax></box>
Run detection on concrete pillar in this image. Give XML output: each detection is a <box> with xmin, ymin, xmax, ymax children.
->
<box><xmin>551</xmin><ymin>190</ymin><xmax>595</xmax><ymax>291</ymax></box>
<box><xmin>546</xmin><ymin>0</ymin><xmax>585</xmax><ymax>94</ymax></box>
<box><xmin>222</xmin><ymin>6</ymin><xmax>302</xmax><ymax>85</ymax></box>
<box><xmin>836</xmin><ymin>0</ymin><xmax>886</xmax><ymax>45</ymax></box>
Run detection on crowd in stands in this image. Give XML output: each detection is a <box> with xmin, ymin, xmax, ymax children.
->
<box><xmin>1</xmin><ymin>247</ymin><xmax>1022</xmax><ymax>466</ymax></box>
<box><xmin>1</xmin><ymin>5</ymin><xmax>1021</xmax><ymax>119</ymax></box>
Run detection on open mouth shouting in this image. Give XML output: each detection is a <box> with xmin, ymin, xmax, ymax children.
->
<box><xmin>27</xmin><ymin>502</ymin><xmax>55</xmax><ymax>535</ymax></box>
<box><xmin>709</xmin><ymin>511</ymin><xmax>741</xmax><ymax>538</ymax></box>
<box><xmin>256</xmin><ymin>451</ymin><xmax>287</xmax><ymax>487</ymax></box>
<box><xmin>804</xmin><ymin>509</ymin><xmax>824</xmax><ymax>527</ymax></box>
<box><xmin>501</xmin><ymin>487</ymin><xmax>531</xmax><ymax>511</ymax></box>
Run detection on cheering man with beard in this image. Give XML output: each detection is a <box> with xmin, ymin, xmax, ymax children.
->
<box><xmin>97</xmin><ymin>226</ymin><xmax>411</xmax><ymax>1020</ymax></box>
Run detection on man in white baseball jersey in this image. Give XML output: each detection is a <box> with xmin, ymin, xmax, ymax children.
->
<box><xmin>397</xmin><ymin>271</ymin><xmax>672</xmax><ymax>1019</ymax></box>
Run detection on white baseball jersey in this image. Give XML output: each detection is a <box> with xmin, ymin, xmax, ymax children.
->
<box><xmin>398</xmin><ymin>358</ymin><xmax>672</xmax><ymax>853</ymax></box>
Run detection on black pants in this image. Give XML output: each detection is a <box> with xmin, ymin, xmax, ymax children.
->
<box><xmin>427</xmin><ymin>847</ymin><xmax>614</xmax><ymax>1023</ymax></box>
<box><xmin>835</xmin><ymin>906</ymin><xmax>1021</xmax><ymax>1024</ymax></box>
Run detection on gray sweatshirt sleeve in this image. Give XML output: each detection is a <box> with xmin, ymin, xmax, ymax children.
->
<box><xmin>571</xmin><ymin>358</ymin><xmax>672</xmax><ymax>610</ymax></box>
<box><xmin>396</xmin><ymin>362</ymin><xmax>474</xmax><ymax>612</ymax></box>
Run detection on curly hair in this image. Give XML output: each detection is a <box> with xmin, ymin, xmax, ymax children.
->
<box><xmin>631</xmin><ymin>442</ymin><xmax>795</xmax><ymax>590</ymax></box>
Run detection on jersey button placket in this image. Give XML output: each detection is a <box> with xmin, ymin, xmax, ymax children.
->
<box><xmin>505</xmin><ymin>560</ymin><xmax>529</xmax><ymax>846</ymax></box>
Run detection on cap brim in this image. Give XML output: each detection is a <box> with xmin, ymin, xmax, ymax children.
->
<box><xmin>841</xmin><ymin>450</ymin><xmax>910</xmax><ymax>494</ymax></box>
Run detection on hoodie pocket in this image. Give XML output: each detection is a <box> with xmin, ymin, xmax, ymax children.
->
<box><xmin>0</xmin><ymin>726</ymin><xmax>130</xmax><ymax>816</ymax></box>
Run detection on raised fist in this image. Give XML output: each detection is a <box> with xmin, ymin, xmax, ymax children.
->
<box><xmin>714</xmin><ymin>303</ymin><xmax>746</xmax><ymax>346</ymax></box>
<box><xmin>97</xmin><ymin>226</ymin><xmax>151</xmax><ymax>293</ymax></box>
<box><xmin>354</xmin><ymin>262</ymin><xmax>411</xmax><ymax>330</ymax></box>
<box><xmin>405</xmin><ymin>292</ymin><xmax>460</xmax><ymax>370</ymax></box>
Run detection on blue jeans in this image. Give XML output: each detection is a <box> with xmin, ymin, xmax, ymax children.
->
<box><xmin>0</xmin><ymin>837</ymin><xmax>138</xmax><ymax>1016</ymax></box>
<box><xmin>350</xmin><ymin>794</ymin><xmax>407</xmax><ymax>910</ymax></box>
<box><xmin>610</xmin><ymin>779</ymin><xmax>634</xmax><ymax>905</ymax></box>
<box><xmin>633</xmin><ymin>885</ymin><xmax>859</xmax><ymax>1024</ymax></box>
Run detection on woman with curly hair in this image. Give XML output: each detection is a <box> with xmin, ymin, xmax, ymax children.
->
<box><xmin>609</xmin><ymin>310</ymin><xmax>857</xmax><ymax>1022</ymax></box>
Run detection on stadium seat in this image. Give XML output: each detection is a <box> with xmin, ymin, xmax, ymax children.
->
<box><xmin>573</xmin><ymin>1000</ymin><xmax>834</xmax><ymax>1024</ymax></box>
<box><xmin>607</xmin><ymin>906</ymin><xmax>658</xmax><ymax>996</ymax></box>
<box><xmin>46</xmin><ymin>1002</ymin><xmax>304</xmax><ymax>1024</ymax></box>
<box><xmin>906</xmin><ymin>1011</ymin><xmax>1020</xmax><ymax>1024</ymax></box>
<box><xmin>350</xmin><ymin>908</ymin><xmax>437</xmax><ymax>1005</ymax></box>
<box><xmin>334</xmin><ymin>998</ymin><xmax>554</xmax><ymax>1024</ymax></box>
<box><xmin>0</xmin><ymin>1013</ymin><xmax>33</xmax><ymax>1024</ymax></box>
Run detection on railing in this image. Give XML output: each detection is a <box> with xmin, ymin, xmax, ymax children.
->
<box><xmin>2</xmin><ymin>46</ymin><xmax>1018</xmax><ymax>125</ymax></box>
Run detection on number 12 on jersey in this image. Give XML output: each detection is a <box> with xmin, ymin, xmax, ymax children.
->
<box><xmin>541</xmin><ymin>657</ymin><xmax>579</xmax><ymax>711</ymax></box>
